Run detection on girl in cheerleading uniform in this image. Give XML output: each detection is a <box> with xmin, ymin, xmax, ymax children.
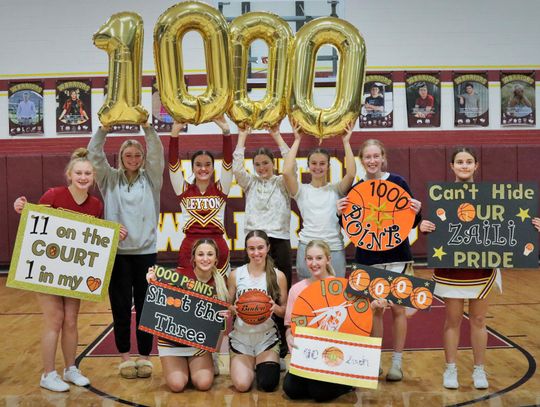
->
<box><xmin>282</xmin><ymin>121</ymin><xmax>356</xmax><ymax>279</ymax></box>
<box><xmin>169</xmin><ymin>116</ymin><xmax>233</xmax><ymax>277</ymax></box>
<box><xmin>337</xmin><ymin>139</ymin><xmax>422</xmax><ymax>382</ymax></box>
<box><xmin>88</xmin><ymin>122</ymin><xmax>164</xmax><ymax>379</ymax></box>
<box><xmin>227</xmin><ymin>230</ymin><xmax>288</xmax><ymax>392</ymax></box>
<box><xmin>13</xmin><ymin>148</ymin><xmax>110</xmax><ymax>392</ymax></box>
<box><xmin>146</xmin><ymin>239</ymin><xmax>229</xmax><ymax>392</ymax></box>
<box><xmin>420</xmin><ymin>147</ymin><xmax>503</xmax><ymax>390</ymax></box>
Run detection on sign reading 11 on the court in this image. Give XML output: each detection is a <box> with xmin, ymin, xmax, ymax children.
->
<box><xmin>7</xmin><ymin>203</ymin><xmax>120</xmax><ymax>301</ymax></box>
<box><xmin>427</xmin><ymin>182</ymin><xmax>538</xmax><ymax>268</ymax></box>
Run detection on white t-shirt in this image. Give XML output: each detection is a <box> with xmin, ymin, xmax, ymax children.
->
<box><xmin>293</xmin><ymin>182</ymin><xmax>344</xmax><ymax>250</ymax></box>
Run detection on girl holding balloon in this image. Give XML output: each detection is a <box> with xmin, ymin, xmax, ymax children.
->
<box><xmin>282</xmin><ymin>121</ymin><xmax>356</xmax><ymax>279</ymax></box>
<box><xmin>337</xmin><ymin>139</ymin><xmax>422</xmax><ymax>382</ymax></box>
<box><xmin>227</xmin><ymin>230</ymin><xmax>288</xmax><ymax>392</ymax></box>
<box><xmin>168</xmin><ymin>115</ymin><xmax>233</xmax><ymax>277</ymax></box>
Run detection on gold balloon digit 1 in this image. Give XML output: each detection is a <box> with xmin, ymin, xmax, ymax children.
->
<box><xmin>228</xmin><ymin>12</ymin><xmax>292</xmax><ymax>129</ymax></box>
<box><xmin>93</xmin><ymin>12</ymin><xmax>148</xmax><ymax>126</ymax></box>
<box><xmin>154</xmin><ymin>1</ymin><xmax>231</xmax><ymax>125</ymax></box>
<box><xmin>287</xmin><ymin>17</ymin><xmax>366</xmax><ymax>139</ymax></box>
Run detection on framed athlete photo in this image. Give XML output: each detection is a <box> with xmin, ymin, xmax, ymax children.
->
<box><xmin>453</xmin><ymin>72</ymin><xmax>489</xmax><ymax>127</ymax></box>
<box><xmin>56</xmin><ymin>79</ymin><xmax>92</xmax><ymax>134</ymax></box>
<box><xmin>8</xmin><ymin>81</ymin><xmax>44</xmax><ymax>136</ymax></box>
<box><xmin>359</xmin><ymin>73</ymin><xmax>393</xmax><ymax>129</ymax></box>
<box><xmin>405</xmin><ymin>72</ymin><xmax>440</xmax><ymax>128</ymax></box>
<box><xmin>500</xmin><ymin>72</ymin><xmax>535</xmax><ymax>127</ymax></box>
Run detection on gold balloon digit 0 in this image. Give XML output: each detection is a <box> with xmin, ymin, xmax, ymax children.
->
<box><xmin>154</xmin><ymin>1</ymin><xmax>231</xmax><ymax>125</ymax></box>
<box><xmin>93</xmin><ymin>12</ymin><xmax>148</xmax><ymax>126</ymax></box>
<box><xmin>287</xmin><ymin>17</ymin><xmax>366</xmax><ymax>139</ymax></box>
<box><xmin>228</xmin><ymin>12</ymin><xmax>292</xmax><ymax>129</ymax></box>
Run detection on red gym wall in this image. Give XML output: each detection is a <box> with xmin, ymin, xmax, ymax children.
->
<box><xmin>2</xmin><ymin>129</ymin><xmax>540</xmax><ymax>267</ymax></box>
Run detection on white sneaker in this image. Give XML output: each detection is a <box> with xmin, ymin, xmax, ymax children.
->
<box><xmin>443</xmin><ymin>365</ymin><xmax>459</xmax><ymax>389</ymax></box>
<box><xmin>40</xmin><ymin>371</ymin><xmax>70</xmax><ymax>392</ymax></box>
<box><xmin>472</xmin><ymin>366</ymin><xmax>489</xmax><ymax>389</ymax></box>
<box><xmin>63</xmin><ymin>366</ymin><xmax>90</xmax><ymax>387</ymax></box>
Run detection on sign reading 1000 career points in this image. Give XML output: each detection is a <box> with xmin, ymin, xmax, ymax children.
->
<box><xmin>427</xmin><ymin>182</ymin><xmax>538</xmax><ymax>268</ymax></box>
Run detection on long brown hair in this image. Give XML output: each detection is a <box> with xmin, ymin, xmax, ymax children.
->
<box><xmin>245</xmin><ymin>230</ymin><xmax>280</xmax><ymax>302</ymax></box>
<box><xmin>191</xmin><ymin>238</ymin><xmax>229</xmax><ymax>302</ymax></box>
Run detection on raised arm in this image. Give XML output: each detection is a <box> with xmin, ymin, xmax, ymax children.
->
<box><xmin>142</xmin><ymin>123</ymin><xmax>164</xmax><ymax>190</ymax></box>
<box><xmin>282</xmin><ymin>122</ymin><xmax>302</xmax><ymax>197</ymax></box>
<box><xmin>168</xmin><ymin>122</ymin><xmax>186</xmax><ymax>196</ymax></box>
<box><xmin>213</xmin><ymin>115</ymin><xmax>233</xmax><ymax>195</ymax></box>
<box><xmin>232</xmin><ymin>126</ymin><xmax>253</xmax><ymax>189</ymax></box>
<box><xmin>87</xmin><ymin>126</ymin><xmax>114</xmax><ymax>187</ymax></box>
<box><xmin>338</xmin><ymin>121</ymin><xmax>357</xmax><ymax>194</ymax></box>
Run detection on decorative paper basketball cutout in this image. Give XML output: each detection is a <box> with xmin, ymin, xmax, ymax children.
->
<box><xmin>348</xmin><ymin>268</ymin><xmax>371</xmax><ymax>292</ymax></box>
<box><xmin>390</xmin><ymin>276</ymin><xmax>413</xmax><ymax>299</ymax></box>
<box><xmin>236</xmin><ymin>290</ymin><xmax>272</xmax><ymax>325</ymax></box>
<box><xmin>341</xmin><ymin>180</ymin><xmax>415</xmax><ymax>251</ymax></box>
<box><xmin>86</xmin><ymin>277</ymin><xmax>101</xmax><ymax>292</ymax></box>
<box><xmin>410</xmin><ymin>287</ymin><xmax>433</xmax><ymax>310</ymax></box>
<box><xmin>290</xmin><ymin>278</ymin><xmax>372</xmax><ymax>336</ymax></box>
<box><xmin>322</xmin><ymin>346</ymin><xmax>345</xmax><ymax>367</ymax></box>
<box><xmin>368</xmin><ymin>277</ymin><xmax>390</xmax><ymax>299</ymax></box>
<box><xmin>457</xmin><ymin>202</ymin><xmax>476</xmax><ymax>222</ymax></box>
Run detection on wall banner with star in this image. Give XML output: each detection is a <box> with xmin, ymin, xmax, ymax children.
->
<box><xmin>7</xmin><ymin>204</ymin><xmax>120</xmax><ymax>301</ymax></box>
<box><xmin>346</xmin><ymin>264</ymin><xmax>435</xmax><ymax>310</ymax></box>
<box><xmin>341</xmin><ymin>180</ymin><xmax>416</xmax><ymax>251</ymax></box>
<box><xmin>426</xmin><ymin>182</ymin><xmax>538</xmax><ymax>269</ymax></box>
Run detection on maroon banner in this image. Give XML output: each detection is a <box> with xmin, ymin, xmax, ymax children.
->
<box><xmin>56</xmin><ymin>79</ymin><xmax>92</xmax><ymax>134</ymax></box>
<box><xmin>405</xmin><ymin>72</ymin><xmax>441</xmax><ymax>128</ymax></box>
<box><xmin>359</xmin><ymin>73</ymin><xmax>393</xmax><ymax>128</ymax></box>
<box><xmin>453</xmin><ymin>72</ymin><xmax>489</xmax><ymax>127</ymax></box>
<box><xmin>8</xmin><ymin>81</ymin><xmax>44</xmax><ymax>136</ymax></box>
<box><xmin>501</xmin><ymin>72</ymin><xmax>535</xmax><ymax>127</ymax></box>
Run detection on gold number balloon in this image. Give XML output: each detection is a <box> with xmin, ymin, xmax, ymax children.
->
<box><xmin>287</xmin><ymin>17</ymin><xmax>366</xmax><ymax>139</ymax></box>
<box><xmin>154</xmin><ymin>1</ymin><xmax>231</xmax><ymax>124</ymax></box>
<box><xmin>228</xmin><ymin>12</ymin><xmax>292</xmax><ymax>129</ymax></box>
<box><xmin>93</xmin><ymin>12</ymin><xmax>148</xmax><ymax>126</ymax></box>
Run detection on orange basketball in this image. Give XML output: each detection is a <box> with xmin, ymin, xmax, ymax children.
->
<box><xmin>457</xmin><ymin>203</ymin><xmax>476</xmax><ymax>222</ymax></box>
<box><xmin>322</xmin><ymin>346</ymin><xmax>345</xmax><ymax>367</ymax></box>
<box><xmin>341</xmin><ymin>180</ymin><xmax>415</xmax><ymax>252</ymax></box>
<box><xmin>369</xmin><ymin>278</ymin><xmax>390</xmax><ymax>299</ymax></box>
<box><xmin>410</xmin><ymin>287</ymin><xmax>433</xmax><ymax>310</ymax></box>
<box><xmin>290</xmin><ymin>278</ymin><xmax>372</xmax><ymax>336</ymax></box>
<box><xmin>236</xmin><ymin>290</ymin><xmax>273</xmax><ymax>325</ymax></box>
<box><xmin>390</xmin><ymin>276</ymin><xmax>413</xmax><ymax>299</ymax></box>
<box><xmin>348</xmin><ymin>268</ymin><xmax>371</xmax><ymax>292</ymax></box>
<box><xmin>167</xmin><ymin>296</ymin><xmax>175</xmax><ymax>306</ymax></box>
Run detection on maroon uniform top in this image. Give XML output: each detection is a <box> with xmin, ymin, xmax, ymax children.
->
<box><xmin>39</xmin><ymin>186</ymin><xmax>103</xmax><ymax>218</ymax></box>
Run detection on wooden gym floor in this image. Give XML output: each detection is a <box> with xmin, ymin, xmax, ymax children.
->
<box><xmin>0</xmin><ymin>268</ymin><xmax>539</xmax><ymax>407</ymax></box>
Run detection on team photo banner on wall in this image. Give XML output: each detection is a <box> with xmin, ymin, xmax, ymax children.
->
<box><xmin>346</xmin><ymin>264</ymin><xmax>435</xmax><ymax>310</ymax></box>
<box><xmin>8</xmin><ymin>81</ymin><xmax>44</xmax><ymax>136</ymax></box>
<box><xmin>139</xmin><ymin>280</ymin><xmax>228</xmax><ymax>352</ymax></box>
<box><xmin>152</xmin><ymin>78</ymin><xmax>174</xmax><ymax>134</ymax></box>
<box><xmin>426</xmin><ymin>182</ymin><xmax>538</xmax><ymax>269</ymax></box>
<box><xmin>56</xmin><ymin>79</ymin><xmax>92</xmax><ymax>134</ymax></box>
<box><xmin>7</xmin><ymin>204</ymin><xmax>120</xmax><ymax>301</ymax></box>
<box><xmin>359</xmin><ymin>73</ymin><xmax>393</xmax><ymax>128</ymax></box>
<box><xmin>501</xmin><ymin>72</ymin><xmax>535</xmax><ymax>127</ymax></box>
<box><xmin>453</xmin><ymin>72</ymin><xmax>489</xmax><ymax>127</ymax></box>
<box><xmin>290</xmin><ymin>327</ymin><xmax>381</xmax><ymax>389</ymax></box>
<box><xmin>405</xmin><ymin>72</ymin><xmax>440</xmax><ymax>128</ymax></box>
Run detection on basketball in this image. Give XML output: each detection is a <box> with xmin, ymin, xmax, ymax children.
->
<box><xmin>410</xmin><ymin>287</ymin><xmax>433</xmax><ymax>310</ymax></box>
<box><xmin>457</xmin><ymin>202</ymin><xmax>476</xmax><ymax>222</ymax></box>
<box><xmin>369</xmin><ymin>277</ymin><xmax>390</xmax><ymax>299</ymax></box>
<box><xmin>322</xmin><ymin>346</ymin><xmax>345</xmax><ymax>367</ymax></box>
<box><xmin>349</xmin><ymin>268</ymin><xmax>371</xmax><ymax>292</ymax></box>
<box><xmin>390</xmin><ymin>276</ymin><xmax>413</xmax><ymax>299</ymax></box>
<box><xmin>235</xmin><ymin>290</ymin><xmax>273</xmax><ymax>325</ymax></box>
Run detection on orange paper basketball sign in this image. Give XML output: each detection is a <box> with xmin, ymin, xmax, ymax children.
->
<box><xmin>368</xmin><ymin>277</ymin><xmax>390</xmax><ymax>299</ymax></box>
<box><xmin>457</xmin><ymin>202</ymin><xmax>476</xmax><ymax>222</ymax></box>
<box><xmin>236</xmin><ymin>290</ymin><xmax>273</xmax><ymax>325</ymax></box>
<box><xmin>290</xmin><ymin>278</ymin><xmax>372</xmax><ymax>336</ymax></box>
<box><xmin>390</xmin><ymin>276</ymin><xmax>413</xmax><ymax>299</ymax></box>
<box><xmin>410</xmin><ymin>287</ymin><xmax>433</xmax><ymax>310</ymax></box>
<box><xmin>342</xmin><ymin>180</ymin><xmax>415</xmax><ymax>251</ymax></box>
<box><xmin>348</xmin><ymin>268</ymin><xmax>371</xmax><ymax>292</ymax></box>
